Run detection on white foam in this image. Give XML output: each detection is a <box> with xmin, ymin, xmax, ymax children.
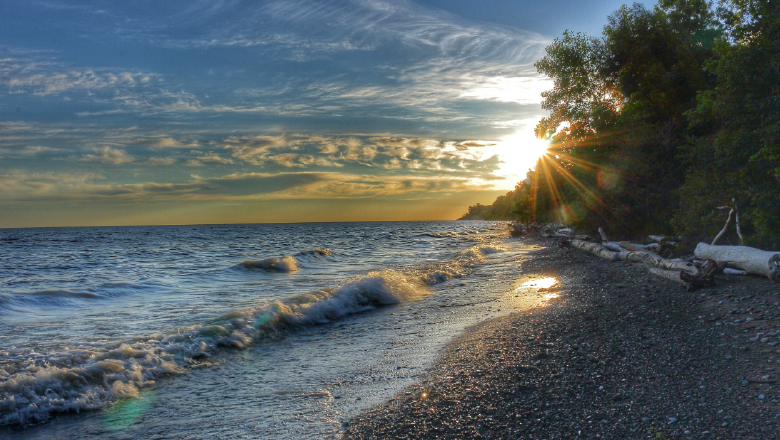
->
<box><xmin>240</xmin><ymin>256</ymin><xmax>299</xmax><ymax>272</ymax></box>
<box><xmin>0</xmin><ymin>237</ymin><xmax>508</xmax><ymax>426</ymax></box>
<box><xmin>414</xmin><ymin>244</ymin><xmax>507</xmax><ymax>285</ymax></box>
<box><xmin>0</xmin><ymin>270</ymin><xmax>427</xmax><ymax>426</ymax></box>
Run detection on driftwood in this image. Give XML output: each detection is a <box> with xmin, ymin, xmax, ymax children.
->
<box><xmin>619</xmin><ymin>241</ymin><xmax>660</xmax><ymax>252</ymax></box>
<box><xmin>569</xmin><ymin>239</ymin><xmax>622</xmax><ymax>261</ymax></box>
<box><xmin>694</xmin><ymin>243</ymin><xmax>780</xmax><ymax>283</ymax></box>
<box><xmin>598</xmin><ymin>227</ymin><xmax>629</xmax><ymax>252</ymax></box>
<box><xmin>723</xmin><ymin>268</ymin><xmax>747</xmax><ymax>275</ymax></box>
<box><xmin>570</xmin><ymin>239</ymin><xmax>699</xmax><ymax>274</ymax></box>
<box><xmin>648</xmin><ymin>260</ymin><xmax>721</xmax><ymax>291</ymax></box>
<box><xmin>712</xmin><ymin>208</ymin><xmax>734</xmax><ymax>245</ymax></box>
<box><xmin>713</xmin><ymin>200</ymin><xmax>745</xmax><ymax>245</ymax></box>
<box><xmin>569</xmin><ymin>238</ymin><xmax>717</xmax><ymax>291</ymax></box>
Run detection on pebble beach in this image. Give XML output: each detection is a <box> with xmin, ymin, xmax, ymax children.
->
<box><xmin>344</xmin><ymin>234</ymin><xmax>780</xmax><ymax>439</ymax></box>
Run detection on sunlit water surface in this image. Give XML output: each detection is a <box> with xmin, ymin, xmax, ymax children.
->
<box><xmin>0</xmin><ymin>221</ymin><xmax>545</xmax><ymax>439</ymax></box>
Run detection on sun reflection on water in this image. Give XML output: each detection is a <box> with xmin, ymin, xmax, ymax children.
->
<box><xmin>518</xmin><ymin>276</ymin><xmax>558</xmax><ymax>291</ymax></box>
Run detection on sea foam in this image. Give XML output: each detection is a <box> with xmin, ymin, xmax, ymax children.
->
<box><xmin>414</xmin><ymin>244</ymin><xmax>507</xmax><ymax>285</ymax></box>
<box><xmin>0</xmin><ymin>269</ymin><xmax>426</xmax><ymax>426</ymax></box>
<box><xmin>240</xmin><ymin>256</ymin><xmax>299</xmax><ymax>272</ymax></box>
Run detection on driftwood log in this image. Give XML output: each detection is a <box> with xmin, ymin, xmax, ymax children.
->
<box><xmin>695</xmin><ymin>243</ymin><xmax>780</xmax><ymax>283</ymax></box>
<box><xmin>569</xmin><ymin>238</ymin><xmax>717</xmax><ymax>291</ymax></box>
<box><xmin>571</xmin><ymin>239</ymin><xmax>698</xmax><ymax>274</ymax></box>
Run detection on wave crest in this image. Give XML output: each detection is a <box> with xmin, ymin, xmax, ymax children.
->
<box><xmin>0</xmin><ymin>270</ymin><xmax>426</xmax><ymax>426</ymax></box>
<box><xmin>240</xmin><ymin>256</ymin><xmax>299</xmax><ymax>272</ymax></box>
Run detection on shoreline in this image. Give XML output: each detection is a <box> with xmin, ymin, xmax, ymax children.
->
<box><xmin>343</xmin><ymin>234</ymin><xmax>780</xmax><ymax>439</ymax></box>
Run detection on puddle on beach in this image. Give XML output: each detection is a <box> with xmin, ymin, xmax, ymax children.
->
<box><xmin>499</xmin><ymin>275</ymin><xmax>562</xmax><ymax>309</ymax></box>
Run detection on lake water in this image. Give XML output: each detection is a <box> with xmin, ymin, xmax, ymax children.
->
<box><xmin>0</xmin><ymin>221</ymin><xmax>539</xmax><ymax>439</ymax></box>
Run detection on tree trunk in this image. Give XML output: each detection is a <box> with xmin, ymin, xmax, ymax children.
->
<box><xmin>694</xmin><ymin>243</ymin><xmax>780</xmax><ymax>283</ymax></box>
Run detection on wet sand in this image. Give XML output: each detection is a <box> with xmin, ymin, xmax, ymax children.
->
<box><xmin>343</xmin><ymin>235</ymin><xmax>780</xmax><ymax>439</ymax></box>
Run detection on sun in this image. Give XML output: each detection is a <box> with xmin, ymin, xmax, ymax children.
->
<box><xmin>481</xmin><ymin>132</ymin><xmax>550</xmax><ymax>188</ymax></box>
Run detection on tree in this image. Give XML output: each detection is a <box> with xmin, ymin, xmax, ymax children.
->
<box><xmin>676</xmin><ymin>0</ymin><xmax>780</xmax><ymax>246</ymax></box>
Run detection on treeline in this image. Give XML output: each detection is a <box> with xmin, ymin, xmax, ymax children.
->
<box><xmin>463</xmin><ymin>0</ymin><xmax>779</xmax><ymax>247</ymax></box>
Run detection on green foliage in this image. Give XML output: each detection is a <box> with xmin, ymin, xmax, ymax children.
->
<box><xmin>676</xmin><ymin>0</ymin><xmax>780</xmax><ymax>246</ymax></box>
<box><xmin>526</xmin><ymin>1</ymin><xmax>720</xmax><ymax>237</ymax></box>
<box><xmin>535</xmin><ymin>31</ymin><xmax>622</xmax><ymax>146</ymax></box>
<box><xmin>464</xmin><ymin>0</ymin><xmax>779</xmax><ymax>246</ymax></box>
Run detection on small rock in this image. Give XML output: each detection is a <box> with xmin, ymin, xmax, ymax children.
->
<box><xmin>669</xmin><ymin>417</ymin><xmax>678</xmax><ymax>423</ymax></box>
<box><xmin>759</xmin><ymin>394</ymin><xmax>766</xmax><ymax>400</ymax></box>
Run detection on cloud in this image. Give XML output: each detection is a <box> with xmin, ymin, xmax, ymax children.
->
<box><xmin>1</xmin><ymin>57</ymin><xmax>154</xmax><ymax>96</ymax></box>
<box><xmin>221</xmin><ymin>134</ymin><xmax>287</xmax><ymax>165</ymax></box>
<box><xmin>146</xmin><ymin>157</ymin><xmax>176</xmax><ymax>165</ymax></box>
<box><xmin>0</xmin><ymin>169</ymin><xmax>492</xmax><ymax>202</ymax></box>
<box><xmin>185</xmin><ymin>152</ymin><xmax>234</xmax><ymax>166</ymax></box>
<box><xmin>0</xmin><ymin>171</ymin><xmax>106</xmax><ymax>200</ymax></box>
<box><xmin>81</xmin><ymin>147</ymin><xmax>134</xmax><ymax>164</ymax></box>
<box><xmin>21</xmin><ymin>146</ymin><xmax>58</xmax><ymax>155</ymax></box>
<box><xmin>0</xmin><ymin>145</ymin><xmax>59</xmax><ymax>157</ymax></box>
<box><xmin>458</xmin><ymin>75</ymin><xmax>552</xmax><ymax>104</ymax></box>
<box><xmin>455</xmin><ymin>141</ymin><xmax>496</xmax><ymax>148</ymax></box>
<box><xmin>134</xmin><ymin>138</ymin><xmax>201</xmax><ymax>149</ymax></box>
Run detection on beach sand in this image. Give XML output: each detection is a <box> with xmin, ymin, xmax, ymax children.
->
<box><xmin>343</xmin><ymin>235</ymin><xmax>780</xmax><ymax>439</ymax></box>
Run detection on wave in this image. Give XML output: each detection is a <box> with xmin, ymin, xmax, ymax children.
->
<box><xmin>421</xmin><ymin>231</ymin><xmax>470</xmax><ymax>238</ymax></box>
<box><xmin>240</xmin><ymin>256</ymin><xmax>299</xmax><ymax>272</ymax></box>
<box><xmin>413</xmin><ymin>244</ymin><xmax>506</xmax><ymax>285</ymax></box>
<box><xmin>24</xmin><ymin>290</ymin><xmax>102</xmax><ymax>299</ymax></box>
<box><xmin>421</xmin><ymin>224</ymin><xmax>507</xmax><ymax>240</ymax></box>
<box><xmin>0</xmin><ymin>290</ymin><xmax>104</xmax><ymax>310</ymax></box>
<box><xmin>0</xmin><ymin>241</ymin><xmax>507</xmax><ymax>426</ymax></box>
<box><xmin>240</xmin><ymin>249</ymin><xmax>332</xmax><ymax>272</ymax></box>
<box><xmin>0</xmin><ymin>270</ymin><xmax>427</xmax><ymax>426</ymax></box>
<box><xmin>296</xmin><ymin>248</ymin><xmax>332</xmax><ymax>257</ymax></box>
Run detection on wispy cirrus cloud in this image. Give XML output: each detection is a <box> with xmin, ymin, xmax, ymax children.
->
<box><xmin>184</xmin><ymin>151</ymin><xmax>234</xmax><ymax>166</ymax></box>
<box><xmin>1</xmin><ymin>57</ymin><xmax>156</xmax><ymax>96</ymax></box>
<box><xmin>0</xmin><ymin>0</ymin><xmax>552</xmax><ymax>225</ymax></box>
<box><xmin>81</xmin><ymin>147</ymin><xmax>134</xmax><ymax>164</ymax></box>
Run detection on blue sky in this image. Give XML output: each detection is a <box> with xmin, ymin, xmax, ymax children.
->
<box><xmin>0</xmin><ymin>0</ymin><xmax>631</xmax><ymax>227</ymax></box>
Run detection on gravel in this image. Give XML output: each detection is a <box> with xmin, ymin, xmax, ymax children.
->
<box><xmin>343</xmin><ymin>235</ymin><xmax>780</xmax><ymax>439</ymax></box>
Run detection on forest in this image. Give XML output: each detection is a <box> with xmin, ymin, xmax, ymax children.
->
<box><xmin>461</xmin><ymin>0</ymin><xmax>779</xmax><ymax>248</ymax></box>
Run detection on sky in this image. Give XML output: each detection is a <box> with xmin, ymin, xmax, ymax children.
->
<box><xmin>0</xmin><ymin>0</ymin><xmax>631</xmax><ymax>227</ymax></box>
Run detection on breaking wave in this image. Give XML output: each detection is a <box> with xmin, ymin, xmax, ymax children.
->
<box><xmin>240</xmin><ymin>256</ymin><xmax>299</xmax><ymax>272</ymax></box>
<box><xmin>0</xmin><ymin>242</ymin><xmax>506</xmax><ymax>427</ymax></box>
<box><xmin>413</xmin><ymin>244</ymin><xmax>507</xmax><ymax>285</ymax></box>
<box><xmin>0</xmin><ymin>270</ymin><xmax>427</xmax><ymax>426</ymax></box>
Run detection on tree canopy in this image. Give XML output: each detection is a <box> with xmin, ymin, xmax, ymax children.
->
<box><xmin>463</xmin><ymin>0</ymin><xmax>780</xmax><ymax>247</ymax></box>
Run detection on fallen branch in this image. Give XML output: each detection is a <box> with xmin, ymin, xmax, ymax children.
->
<box><xmin>694</xmin><ymin>243</ymin><xmax>780</xmax><ymax>283</ymax></box>
<box><xmin>571</xmin><ymin>239</ymin><xmax>699</xmax><ymax>274</ymax></box>
<box><xmin>619</xmin><ymin>241</ymin><xmax>660</xmax><ymax>252</ymax></box>
<box><xmin>569</xmin><ymin>239</ymin><xmax>622</xmax><ymax>261</ymax></box>
<box><xmin>733</xmin><ymin>200</ymin><xmax>744</xmax><ymax>245</ymax></box>
<box><xmin>598</xmin><ymin>227</ymin><xmax>626</xmax><ymax>252</ymax></box>
<box><xmin>569</xmin><ymin>238</ymin><xmax>718</xmax><ymax>291</ymax></box>
<box><xmin>712</xmin><ymin>208</ymin><xmax>734</xmax><ymax>245</ymax></box>
<box><xmin>723</xmin><ymin>268</ymin><xmax>747</xmax><ymax>275</ymax></box>
<box><xmin>648</xmin><ymin>260</ymin><xmax>720</xmax><ymax>291</ymax></box>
